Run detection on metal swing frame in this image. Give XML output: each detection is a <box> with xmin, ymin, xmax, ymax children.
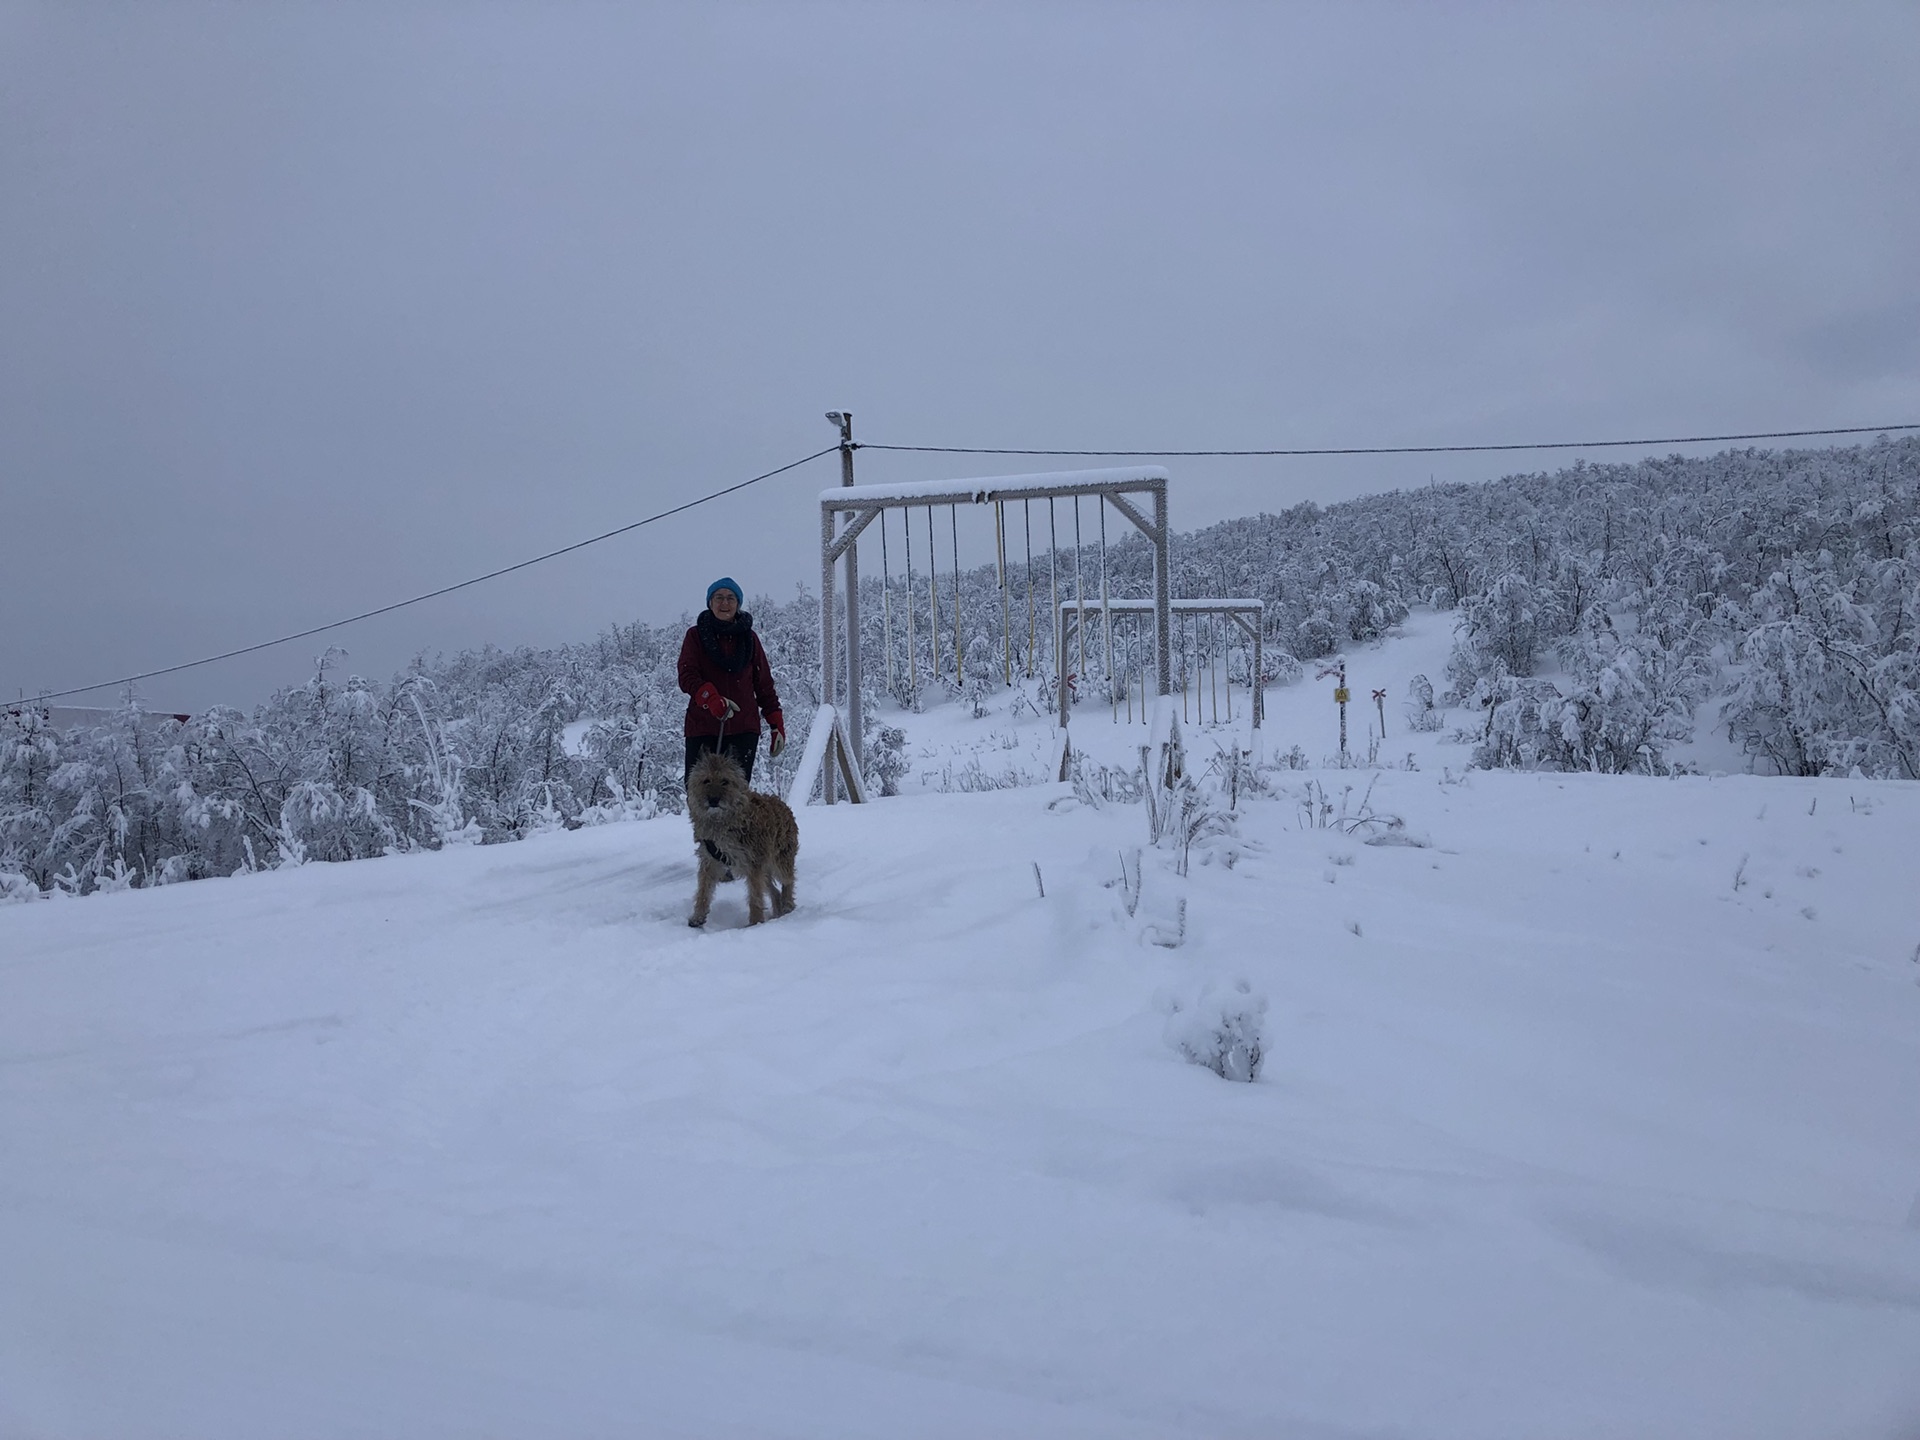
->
<box><xmin>1061</xmin><ymin>597</ymin><xmax>1265</xmax><ymax>731</ymax></box>
<box><xmin>807</xmin><ymin>466</ymin><xmax>1172</xmax><ymax>805</ymax></box>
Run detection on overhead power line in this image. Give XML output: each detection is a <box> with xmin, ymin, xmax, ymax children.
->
<box><xmin>24</xmin><ymin>445</ymin><xmax>841</xmax><ymax>704</ymax></box>
<box><xmin>20</xmin><ymin>417</ymin><xmax>1919</xmax><ymax>707</ymax></box>
<box><xmin>857</xmin><ymin>422</ymin><xmax>1920</xmax><ymax>459</ymax></box>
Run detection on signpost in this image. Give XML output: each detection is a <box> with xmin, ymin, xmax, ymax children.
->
<box><xmin>1317</xmin><ymin>660</ymin><xmax>1350</xmax><ymax>763</ymax></box>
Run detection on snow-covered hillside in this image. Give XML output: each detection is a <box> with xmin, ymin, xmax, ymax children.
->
<box><xmin>5</xmin><ymin>622</ymin><xmax>1920</xmax><ymax>1439</ymax></box>
<box><xmin>10</xmin><ymin>437</ymin><xmax>1917</xmax><ymax>902</ymax></box>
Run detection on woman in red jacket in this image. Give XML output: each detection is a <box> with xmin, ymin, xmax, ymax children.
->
<box><xmin>679</xmin><ymin>577</ymin><xmax>785</xmax><ymax>785</ymax></box>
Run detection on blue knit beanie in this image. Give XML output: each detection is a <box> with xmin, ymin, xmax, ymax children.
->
<box><xmin>706</xmin><ymin>577</ymin><xmax>741</xmax><ymax>607</ymax></box>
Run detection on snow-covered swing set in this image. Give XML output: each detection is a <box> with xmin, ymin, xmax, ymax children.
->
<box><xmin>1059</xmin><ymin>597</ymin><xmax>1264</xmax><ymax>733</ymax></box>
<box><xmin>790</xmin><ymin>460</ymin><xmax>1264</xmax><ymax>806</ymax></box>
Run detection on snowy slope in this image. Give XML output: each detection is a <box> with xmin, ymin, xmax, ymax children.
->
<box><xmin>881</xmin><ymin>605</ymin><xmax>1462</xmax><ymax>795</ymax></box>
<box><xmin>5</xmin><ymin>624</ymin><xmax>1920</xmax><ymax>1439</ymax></box>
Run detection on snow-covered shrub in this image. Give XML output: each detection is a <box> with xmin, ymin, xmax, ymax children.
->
<box><xmin>278</xmin><ymin>779</ymin><xmax>397</xmax><ymax>863</ymax></box>
<box><xmin>965</xmin><ymin>634</ymin><xmax>997</xmax><ymax>685</ymax></box>
<box><xmin>405</xmin><ymin>692</ymin><xmax>478</xmax><ymax>847</ymax></box>
<box><xmin>1294</xmin><ymin>613</ymin><xmax>1339</xmax><ymax>660</ymax></box>
<box><xmin>94</xmin><ymin>856</ymin><xmax>138</xmax><ymax>894</ymax></box>
<box><xmin>574</xmin><ymin>778</ymin><xmax>661</xmax><ymax>826</ymax></box>
<box><xmin>1262</xmin><ymin>648</ymin><xmax>1303</xmax><ymax>687</ymax></box>
<box><xmin>939</xmin><ymin>755</ymin><xmax>1027</xmax><ymax>793</ymax></box>
<box><xmin>1163</xmin><ymin>980</ymin><xmax>1267</xmax><ymax>1082</ymax></box>
<box><xmin>1405</xmin><ymin>674</ymin><xmax>1443</xmax><ymax>731</ymax></box>
<box><xmin>577</xmin><ymin>715</ymin><xmax>653</xmax><ymax>803</ymax></box>
<box><xmin>1551</xmin><ymin>620</ymin><xmax>1711</xmax><ymax>771</ymax></box>
<box><xmin>1471</xmin><ymin>616</ymin><xmax>1711</xmax><ymax>773</ymax></box>
<box><xmin>1164</xmin><ymin>774</ymin><xmax>1233</xmax><ymax>875</ymax></box>
<box><xmin>0</xmin><ymin>867</ymin><xmax>40</xmax><ymax>904</ymax></box>
<box><xmin>1069</xmin><ymin>750</ymin><xmax>1144</xmax><ymax>807</ymax></box>
<box><xmin>1290</xmin><ymin>776</ymin><xmax>1407</xmax><ymax>836</ymax></box>
<box><xmin>525</xmin><ymin>785</ymin><xmax>567</xmax><ymax>834</ymax></box>
<box><xmin>863</xmin><ymin>724</ymin><xmax>909</xmax><ymax>797</ymax></box>
<box><xmin>1206</xmin><ymin>742</ymin><xmax>1256</xmax><ymax>809</ymax></box>
<box><xmin>1330</xmin><ymin>578</ymin><xmax>1408</xmax><ymax>644</ymax></box>
<box><xmin>1724</xmin><ymin>559</ymin><xmax>1920</xmax><ymax>779</ymax></box>
<box><xmin>1448</xmin><ymin>573</ymin><xmax>1553</xmax><ymax>695</ymax></box>
<box><xmin>965</xmin><ymin>677</ymin><xmax>993</xmax><ymax>719</ymax></box>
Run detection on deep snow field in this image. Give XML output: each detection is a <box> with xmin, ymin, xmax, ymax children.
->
<box><xmin>6</xmin><ymin>616</ymin><xmax>1920</xmax><ymax>1439</ymax></box>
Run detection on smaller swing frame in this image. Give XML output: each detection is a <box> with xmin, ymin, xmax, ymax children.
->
<box><xmin>1059</xmin><ymin>597</ymin><xmax>1264</xmax><ymax>732</ymax></box>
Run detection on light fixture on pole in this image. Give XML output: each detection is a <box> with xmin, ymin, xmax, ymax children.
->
<box><xmin>823</xmin><ymin>410</ymin><xmax>861</xmax><ymax>767</ymax></box>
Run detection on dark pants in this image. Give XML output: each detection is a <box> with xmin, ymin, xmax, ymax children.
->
<box><xmin>684</xmin><ymin>731</ymin><xmax>758</xmax><ymax>787</ymax></box>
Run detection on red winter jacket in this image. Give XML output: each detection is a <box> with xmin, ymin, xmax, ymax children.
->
<box><xmin>678</xmin><ymin>612</ymin><xmax>784</xmax><ymax>739</ymax></box>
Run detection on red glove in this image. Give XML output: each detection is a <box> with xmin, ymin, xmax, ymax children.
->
<box><xmin>767</xmin><ymin>712</ymin><xmax>786</xmax><ymax>757</ymax></box>
<box><xmin>694</xmin><ymin>683</ymin><xmax>735</xmax><ymax>720</ymax></box>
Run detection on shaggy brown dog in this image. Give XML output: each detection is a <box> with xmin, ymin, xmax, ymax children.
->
<box><xmin>686</xmin><ymin>751</ymin><xmax>799</xmax><ymax>927</ymax></box>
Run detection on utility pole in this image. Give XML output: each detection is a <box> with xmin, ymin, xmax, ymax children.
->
<box><xmin>828</xmin><ymin>411</ymin><xmax>862</xmax><ymax>769</ymax></box>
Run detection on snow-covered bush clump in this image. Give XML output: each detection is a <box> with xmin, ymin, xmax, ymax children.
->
<box><xmin>1470</xmin><ymin>614</ymin><xmax>1714</xmax><ymax>774</ymax></box>
<box><xmin>1262</xmin><ymin>648</ymin><xmax>1303</xmax><ymax>687</ymax></box>
<box><xmin>1448</xmin><ymin>573</ymin><xmax>1555</xmax><ymax>690</ymax></box>
<box><xmin>1163</xmin><ymin>980</ymin><xmax>1268</xmax><ymax>1082</ymax></box>
<box><xmin>1405</xmin><ymin>674</ymin><xmax>1443</xmax><ymax>732</ymax></box>
<box><xmin>1368</xmin><ymin>437</ymin><xmax>1920</xmax><ymax>775</ymax></box>
<box><xmin>1723</xmin><ymin>558</ymin><xmax>1920</xmax><ymax>780</ymax></box>
<box><xmin>574</xmin><ymin>778</ymin><xmax>661</xmax><ymax>827</ymax></box>
<box><xmin>862</xmin><ymin>725</ymin><xmax>909</xmax><ymax>797</ymax></box>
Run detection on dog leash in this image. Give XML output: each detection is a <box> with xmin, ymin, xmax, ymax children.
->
<box><xmin>714</xmin><ymin>696</ymin><xmax>753</xmax><ymax>775</ymax></box>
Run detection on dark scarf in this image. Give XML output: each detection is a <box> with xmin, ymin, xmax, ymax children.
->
<box><xmin>696</xmin><ymin>608</ymin><xmax>756</xmax><ymax>674</ymax></box>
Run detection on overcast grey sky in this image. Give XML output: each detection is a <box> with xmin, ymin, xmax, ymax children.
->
<box><xmin>3</xmin><ymin>2</ymin><xmax>1916</xmax><ymax>712</ymax></box>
